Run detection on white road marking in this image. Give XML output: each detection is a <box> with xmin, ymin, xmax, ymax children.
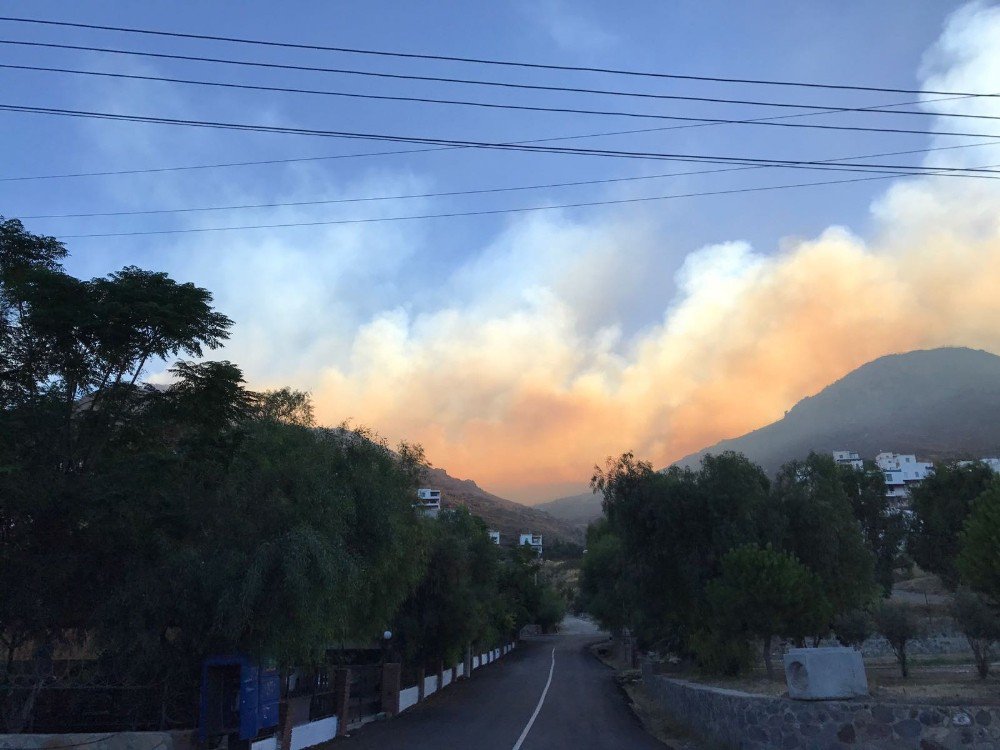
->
<box><xmin>512</xmin><ymin>647</ymin><xmax>556</xmax><ymax>750</ymax></box>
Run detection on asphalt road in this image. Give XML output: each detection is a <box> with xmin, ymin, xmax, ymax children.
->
<box><xmin>334</xmin><ymin>617</ymin><xmax>663</xmax><ymax>749</ymax></box>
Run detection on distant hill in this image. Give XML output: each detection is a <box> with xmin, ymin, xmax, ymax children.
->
<box><xmin>539</xmin><ymin>347</ymin><xmax>1000</xmax><ymax>531</ymax></box>
<box><xmin>676</xmin><ymin>347</ymin><xmax>1000</xmax><ymax>473</ymax></box>
<box><xmin>535</xmin><ymin>491</ymin><xmax>603</xmax><ymax>532</ymax></box>
<box><xmin>421</xmin><ymin>466</ymin><xmax>584</xmax><ymax>545</ymax></box>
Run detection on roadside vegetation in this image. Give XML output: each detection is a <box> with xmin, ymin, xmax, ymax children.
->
<box><xmin>0</xmin><ymin>218</ymin><xmax>564</xmax><ymax>731</ymax></box>
<box><xmin>579</xmin><ymin>445</ymin><xmax>1000</xmax><ymax>691</ymax></box>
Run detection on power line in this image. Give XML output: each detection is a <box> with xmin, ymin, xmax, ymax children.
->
<box><xmin>1</xmin><ymin>15</ymin><xmax>997</xmax><ymax>99</ymax></box>
<box><xmin>0</xmin><ymin>40</ymin><xmax>991</xmax><ymax>123</ymax></box>
<box><xmin>54</xmin><ymin>165</ymin><xmax>1000</xmax><ymax>239</ymax></box>
<box><xmin>4</xmin><ymin>102</ymin><xmax>1000</xmax><ymax>177</ymax></box>
<box><xmin>4</xmin><ymin>117</ymin><xmax>994</xmax><ymax>187</ymax></box>
<box><xmin>19</xmin><ymin>140</ymin><xmax>1000</xmax><ymax>220</ymax></box>
<box><xmin>3</xmin><ymin>61</ymin><xmax>998</xmax><ymax>140</ymax></box>
<box><xmin>5</xmin><ymin>62</ymin><xmax>999</xmax><ymax>132</ymax></box>
<box><xmin>0</xmin><ymin>118</ymin><xmax>822</xmax><ymax>183</ymax></box>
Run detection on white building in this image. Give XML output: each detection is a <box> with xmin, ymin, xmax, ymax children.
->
<box><xmin>958</xmin><ymin>457</ymin><xmax>1000</xmax><ymax>473</ymax></box>
<box><xmin>415</xmin><ymin>488</ymin><xmax>441</xmax><ymax>518</ymax></box>
<box><xmin>488</xmin><ymin>530</ymin><xmax>501</xmax><ymax>545</ymax></box>
<box><xmin>519</xmin><ymin>532</ymin><xmax>543</xmax><ymax>556</ymax></box>
<box><xmin>874</xmin><ymin>453</ymin><xmax>933</xmax><ymax>506</ymax></box>
<box><xmin>832</xmin><ymin>451</ymin><xmax>864</xmax><ymax>471</ymax></box>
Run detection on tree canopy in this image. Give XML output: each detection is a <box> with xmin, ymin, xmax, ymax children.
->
<box><xmin>705</xmin><ymin>544</ymin><xmax>829</xmax><ymax>678</ymax></box>
<box><xmin>1</xmin><ymin>219</ymin><xmax>568</xmax><ymax>730</ymax></box>
<box><xmin>582</xmin><ymin>450</ymin><xmax>880</xmax><ymax>672</ymax></box>
<box><xmin>909</xmin><ymin>462</ymin><xmax>995</xmax><ymax>588</ymax></box>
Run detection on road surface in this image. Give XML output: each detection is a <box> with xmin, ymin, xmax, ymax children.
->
<box><xmin>333</xmin><ymin>616</ymin><xmax>663</xmax><ymax>749</ymax></box>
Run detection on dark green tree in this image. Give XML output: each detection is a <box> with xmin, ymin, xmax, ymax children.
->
<box><xmin>0</xmin><ymin>220</ymin><xmax>430</xmax><ymax>729</ymax></box>
<box><xmin>578</xmin><ymin>519</ymin><xmax>633</xmax><ymax>635</ymax></box>
<box><xmin>705</xmin><ymin>545</ymin><xmax>830</xmax><ymax>678</ymax></box>
<box><xmin>957</xmin><ymin>484</ymin><xmax>1000</xmax><ymax>607</ymax></box>
<box><xmin>592</xmin><ymin>451</ymin><xmax>771</xmax><ymax>650</ymax></box>
<box><xmin>839</xmin><ymin>464</ymin><xmax>906</xmax><ymax>595</ymax></box>
<box><xmin>951</xmin><ymin>589</ymin><xmax>1000</xmax><ymax>678</ymax></box>
<box><xmin>832</xmin><ymin>609</ymin><xmax>873</xmax><ymax>648</ymax></box>
<box><xmin>391</xmin><ymin>508</ymin><xmax>499</xmax><ymax>669</ymax></box>
<box><xmin>771</xmin><ymin>454</ymin><xmax>877</xmax><ymax>620</ymax></box>
<box><xmin>873</xmin><ymin>602</ymin><xmax>921</xmax><ymax>678</ymax></box>
<box><xmin>909</xmin><ymin>462</ymin><xmax>995</xmax><ymax>588</ymax></box>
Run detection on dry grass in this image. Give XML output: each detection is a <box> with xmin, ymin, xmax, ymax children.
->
<box><xmin>672</xmin><ymin>652</ymin><xmax>1000</xmax><ymax>704</ymax></box>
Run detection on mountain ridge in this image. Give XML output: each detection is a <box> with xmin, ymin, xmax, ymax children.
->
<box><xmin>538</xmin><ymin>347</ymin><xmax>1000</xmax><ymax>530</ymax></box>
<box><xmin>420</xmin><ymin>465</ymin><xmax>584</xmax><ymax>544</ymax></box>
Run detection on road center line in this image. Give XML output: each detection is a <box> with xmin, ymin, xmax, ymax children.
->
<box><xmin>511</xmin><ymin>646</ymin><xmax>556</xmax><ymax>750</ymax></box>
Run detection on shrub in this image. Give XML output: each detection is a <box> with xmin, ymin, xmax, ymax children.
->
<box><xmin>832</xmin><ymin>609</ymin><xmax>872</xmax><ymax>648</ymax></box>
<box><xmin>952</xmin><ymin>589</ymin><xmax>1000</xmax><ymax>678</ymax></box>
<box><xmin>873</xmin><ymin>602</ymin><xmax>922</xmax><ymax>677</ymax></box>
<box><xmin>689</xmin><ymin>627</ymin><xmax>756</xmax><ymax>676</ymax></box>
<box><xmin>705</xmin><ymin>545</ymin><xmax>830</xmax><ymax>678</ymax></box>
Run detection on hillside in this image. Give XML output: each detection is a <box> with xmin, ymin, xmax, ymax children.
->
<box><xmin>676</xmin><ymin>347</ymin><xmax>1000</xmax><ymax>473</ymax></box>
<box><xmin>540</xmin><ymin>347</ymin><xmax>1000</xmax><ymax>530</ymax></box>
<box><xmin>420</xmin><ymin>466</ymin><xmax>584</xmax><ymax>545</ymax></box>
<box><xmin>535</xmin><ymin>491</ymin><xmax>603</xmax><ymax>532</ymax></box>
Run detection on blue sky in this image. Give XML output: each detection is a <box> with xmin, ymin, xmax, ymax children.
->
<box><xmin>3</xmin><ymin>0</ymin><xmax>999</xmax><ymax>501</ymax></box>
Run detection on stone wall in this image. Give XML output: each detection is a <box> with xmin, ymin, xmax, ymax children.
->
<box><xmin>641</xmin><ymin>662</ymin><xmax>1000</xmax><ymax>749</ymax></box>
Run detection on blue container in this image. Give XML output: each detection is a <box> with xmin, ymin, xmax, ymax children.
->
<box><xmin>200</xmin><ymin>655</ymin><xmax>281</xmax><ymax>741</ymax></box>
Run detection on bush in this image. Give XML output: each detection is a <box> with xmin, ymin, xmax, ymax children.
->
<box><xmin>832</xmin><ymin>609</ymin><xmax>872</xmax><ymax>648</ymax></box>
<box><xmin>689</xmin><ymin>627</ymin><xmax>756</xmax><ymax>676</ymax></box>
<box><xmin>957</xmin><ymin>485</ymin><xmax>1000</xmax><ymax>606</ymax></box>
<box><xmin>873</xmin><ymin>603</ymin><xmax>922</xmax><ymax>677</ymax></box>
<box><xmin>705</xmin><ymin>545</ymin><xmax>830</xmax><ymax>678</ymax></box>
<box><xmin>952</xmin><ymin>589</ymin><xmax>1000</xmax><ymax>678</ymax></box>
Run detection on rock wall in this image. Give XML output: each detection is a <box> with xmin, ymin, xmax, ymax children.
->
<box><xmin>641</xmin><ymin>663</ymin><xmax>999</xmax><ymax>749</ymax></box>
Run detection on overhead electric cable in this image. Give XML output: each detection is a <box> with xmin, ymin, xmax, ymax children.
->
<box><xmin>20</xmin><ymin>140</ymin><xmax>1000</xmax><ymax>220</ymax></box>
<box><xmin>3</xmin><ymin>103</ymin><xmax>1000</xmax><ymax>177</ymax></box>
<box><xmin>54</xmin><ymin>163</ymin><xmax>1000</xmax><ymax>239</ymax></box>
<box><xmin>2</xmin><ymin>88</ymin><xmax>996</xmax><ymax>140</ymax></box>
<box><xmin>5</xmin><ymin>62</ymin><xmax>999</xmax><ymax>128</ymax></box>
<box><xmin>1</xmin><ymin>15</ymin><xmax>998</xmax><ymax>98</ymax></box>
<box><xmin>0</xmin><ymin>41</ymin><xmax>992</xmax><ymax>123</ymax></box>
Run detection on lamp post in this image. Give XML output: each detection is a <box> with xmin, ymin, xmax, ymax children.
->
<box><xmin>381</xmin><ymin>629</ymin><xmax>393</xmax><ymax>665</ymax></box>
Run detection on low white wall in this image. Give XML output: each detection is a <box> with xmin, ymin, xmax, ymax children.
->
<box><xmin>289</xmin><ymin>716</ymin><xmax>338</xmax><ymax>750</ymax></box>
<box><xmin>457</xmin><ymin>662</ymin><xmax>465</xmax><ymax>678</ymax></box>
<box><xmin>442</xmin><ymin>670</ymin><xmax>452</xmax><ymax>687</ymax></box>
<box><xmin>251</xmin><ymin>738</ymin><xmax>277</xmax><ymax>750</ymax></box>
<box><xmin>399</xmin><ymin>684</ymin><xmax>420</xmax><ymax>712</ymax></box>
<box><xmin>423</xmin><ymin>674</ymin><xmax>437</xmax><ymax>696</ymax></box>
<box><xmin>473</xmin><ymin>655</ymin><xmax>480</xmax><ymax>669</ymax></box>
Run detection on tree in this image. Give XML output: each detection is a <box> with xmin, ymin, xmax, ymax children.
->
<box><xmin>1</xmin><ymin>221</ymin><xmax>432</xmax><ymax>729</ymax></box>
<box><xmin>873</xmin><ymin>603</ymin><xmax>921</xmax><ymax>677</ymax></box>
<box><xmin>839</xmin><ymin>464</ymin><xmax>906</xmax><ymax>595</ymax></box>
<box><xmin>770</xmin><ymin>454</ymin><xmax>877</xmax><ymax>620</ymax></box>
<box><xmin>951</xmin><ymin>589</ymin><xmax>1000</xmax><ymax>678</ymax></box>
<box><xmin>391</xmin><ymin>508</ymin><xmax>500</xmax><ymax>669</ymax></box>
<box><xmin>957</xmin><ymin>484</ymin><xmax>1000</xmax><ymax>607</ymax></box>
<box><xmin>705</xmin><ymin>545</ymin><xmax>830</xmax><ymax>679</ymax></box>
<box><xmin>579</xmin><ymin>519</ymin><xmax>633</xmax><ymax>635</ymax></box>
<box><xmin>832</xmin><ymin>609</ymin><xmax>872</xmax><ymax>648</ymax></box>
<box><xmin>909</xmin><ymin>463</ymin><xmax>995</xmax><ymax>588</ymax></box>
<box><xmin>1</xmin><ymin>221</ymin><xmax>236</xmax><ymax>728</ymax></box>
<box><xmin>592</xmin><ymin>451</ymin><xmax>771</xmax><ymax>650</ymax></box>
